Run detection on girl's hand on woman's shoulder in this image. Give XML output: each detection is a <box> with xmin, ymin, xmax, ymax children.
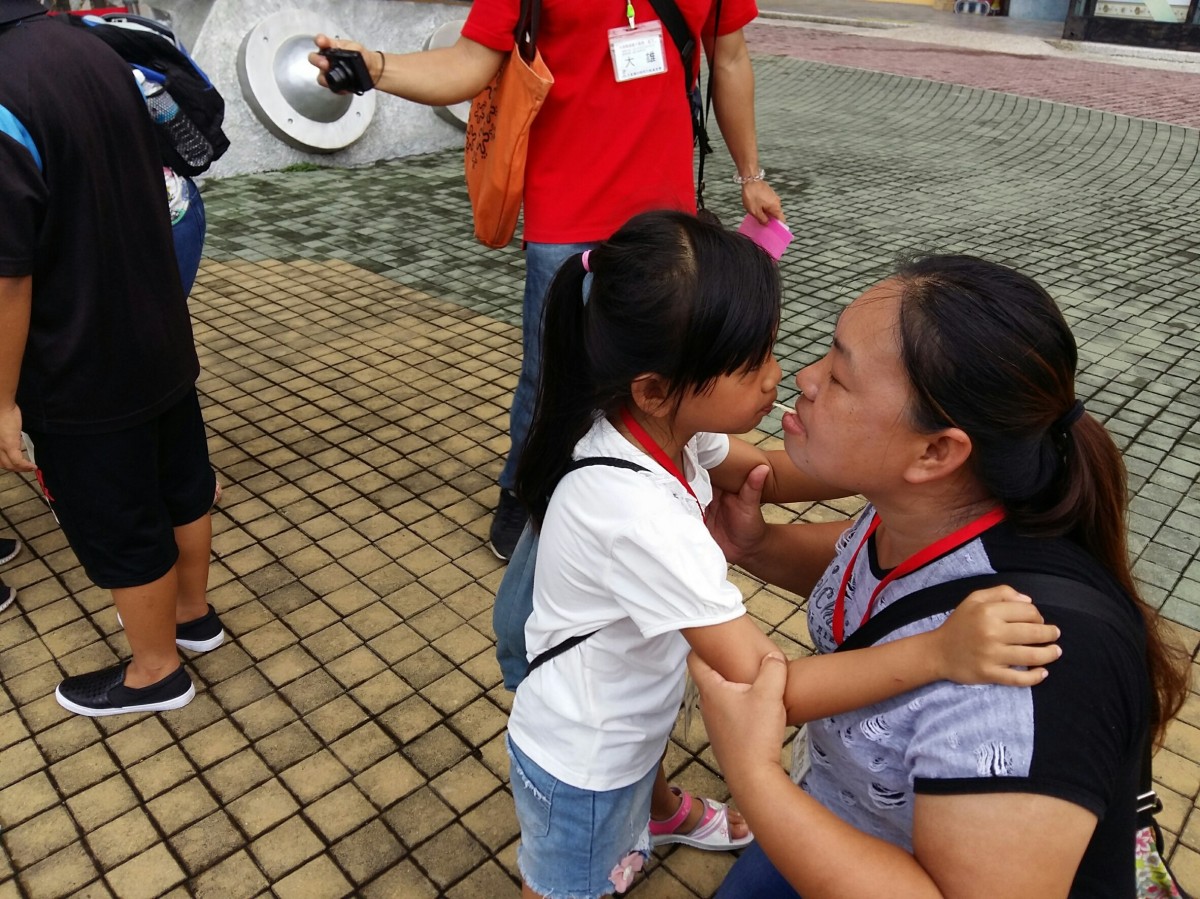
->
<box><xmin>934</xmin><ymin>587</ymin><xmax>1062</xmax><ymax>687</ymax></box>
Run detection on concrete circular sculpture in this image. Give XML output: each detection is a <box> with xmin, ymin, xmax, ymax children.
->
<box><xmin>237</xmin><ymin>10</ymin><xmax>376</xmax><ymax>153</ymax></box>
<box><xmin>424</xmin><ymin>20</ymin><xmax>471</xmax><ymax>131</ymax></box>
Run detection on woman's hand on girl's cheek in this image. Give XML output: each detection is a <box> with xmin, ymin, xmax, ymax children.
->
<box><xmin>689</xmin><ymin>650</ymin><xmax>789</xmax><ymax>774</ymax></box>
<box><xmin>706</xmin><ymin>463</ymin><xmax>769</xmax><ymax>565</ymax></box>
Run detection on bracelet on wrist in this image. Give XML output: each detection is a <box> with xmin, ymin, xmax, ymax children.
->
<box><xmin>733</xmin><ymin>168</ymin><xmax>766</xmax><ymax>186</ymax></box>
<box><xmin>374</xmin><ymin>50</ymin><xmax>386</xmax><ymax>88</ymax></box>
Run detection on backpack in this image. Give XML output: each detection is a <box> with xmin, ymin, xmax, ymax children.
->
<box><xmin>493</xmin><ymin>458</ymin><xmax>647</xmax><ymax>690</ymax></box>
<box><xmin>69</xmin><ymin>13</ymin><xmax>229</xmax><ymax>175</ymax></box>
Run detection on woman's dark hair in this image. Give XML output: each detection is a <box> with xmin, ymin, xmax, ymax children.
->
<box><xmin>516</xmin><ymin>209</ymin><xmax>780</xmax><ymax>528</ymax></box>
<box><xmin>892</xmin><ymin>254</ymin><xmax>1187</xmax><ymax>742</ymax></box>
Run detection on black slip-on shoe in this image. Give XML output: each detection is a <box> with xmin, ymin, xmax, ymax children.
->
<box><xmin>117</xmin><ymin>604</ymin><xmax>226</xmax><ymax>653</ymax></box>
<box><xmin>55</xmin><ymin>661</ymin><xmax>194</xmax><ymax>717</ymax></box>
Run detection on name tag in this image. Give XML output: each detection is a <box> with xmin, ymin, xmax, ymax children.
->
<box><xmin>608</xmin><ymin>21</ymin><xmax>668</xmax><ymax>83</ymax></box>
<box><xmin>790</xmin><ymin>723</ymin><xmax>811</xmax><ymax>785</ymax></box>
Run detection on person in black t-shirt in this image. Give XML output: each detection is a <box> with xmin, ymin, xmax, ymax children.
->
<box><xmin>0</xmin><ymin>0</ymin><xmax>225</xmax><ymax>717</ymax></box>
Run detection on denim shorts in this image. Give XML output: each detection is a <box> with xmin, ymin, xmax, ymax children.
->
<box><xmin>507</xmin><ymin>734</ymin><xmax>655</xmax><ymax>898</ymax></box>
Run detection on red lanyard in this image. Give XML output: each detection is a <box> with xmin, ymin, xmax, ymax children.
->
<box><xmin>832</xmin><ymin>507</ymin><xmax>1006</xmax><ymax>645</ymax></box>
<box><xmin>619</xmin><ymin>407</ymin><xmax>704</xmax><ymax>520</ymax></box>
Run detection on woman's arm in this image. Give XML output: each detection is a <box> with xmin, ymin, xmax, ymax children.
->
<box><xmin>705</xmin><ymin>29</ymin><xmax>782</xmax><ymax>224</ymax></box>
<box><xmin>711</xmin><ymin>436</ymin><xmax>846</xmax><ymax>505</ymax></box>
<box><xmin>706</xmin><ymin>462</ymin><xmax>849</xmax><ymax>595</ymax></box>
<box><xmin>690</xmin><ymin>653</ymin><xmax>1096</xmax><ymax>899</ymax></box>
<box><xmin>310</xmin><ymin>34</ymin><xmax>505</xmax><ymax>106</ymax></box>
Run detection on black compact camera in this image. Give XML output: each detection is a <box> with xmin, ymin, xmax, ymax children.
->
<box><xmin>320</xmin><ymin>48</ymin><xmax>374</xmax><ymax>95</ymax></box>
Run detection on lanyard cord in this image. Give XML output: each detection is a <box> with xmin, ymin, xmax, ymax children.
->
<box><xmin>832</xmin><ymin>507</ymin><xmax>1006</xmax><ymax>645</ymax></box>
<box><xmin>618</xmin><ymin>407</ymin><xmax>704</xmax><ymax>520</ymax></box>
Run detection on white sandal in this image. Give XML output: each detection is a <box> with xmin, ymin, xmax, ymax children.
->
<box><xmin>649</xmin><ymin>785</ymin><xmax>754</xmax><ymax>851</ymax></box>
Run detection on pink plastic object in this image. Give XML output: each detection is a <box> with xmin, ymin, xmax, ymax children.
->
<box><xmin>737</xmin><ymin>214</ymin><xmax>792</xmax><ymax>261</ymax></box>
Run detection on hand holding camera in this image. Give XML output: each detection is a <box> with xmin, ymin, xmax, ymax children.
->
<box><xmin>310</xmin><ymin>35</ymin><xmax>379</xmax><ymax>95</ymax></box>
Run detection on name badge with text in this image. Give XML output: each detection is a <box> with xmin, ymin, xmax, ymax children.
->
<box><xmin>608</xmin><ymin>21</ymin><xmax>668</xmax><ymax>83</ymax></box>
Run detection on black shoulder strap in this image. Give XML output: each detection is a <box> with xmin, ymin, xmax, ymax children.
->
<box><xmin>835</xmin><ymin>572</ymin><xmax>1132</xmax><ymax>654</ymax></box>
<box><xmin>644</xmin><ymin>0</ymin><xmax>696</xmax><ymax>92</ymax></box>
<box><xmin>833</xmin><ymin>570</ymin><xmax>1161</xmax><ymax>821</ymax></box>
<box><xmin>525</xmin><ymin>456</ymin><xmax>649</xmax><ymax>676</ymax></box>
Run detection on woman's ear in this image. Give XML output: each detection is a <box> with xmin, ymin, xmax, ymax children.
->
<box><xmin>904</xmin><ymin>427</ymin><xmax>973</xmax><ymax>485</ymax></box>
<box><xmin>629</xmin><ymin>373</ymin><xmax>673</xmax><ymax>419</ymax></box>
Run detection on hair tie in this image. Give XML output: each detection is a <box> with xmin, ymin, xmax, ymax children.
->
<box><xmin>1053</xmin><ymin>399</ymin><xmax>1085</xmax><ymax>434</ymax></box>
<box><xmin>581</xmin><ymin>250</ymin><xmax>591</xmax><ymax>273</ymax></box>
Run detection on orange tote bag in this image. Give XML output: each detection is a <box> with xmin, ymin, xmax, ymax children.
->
<box><xmin>464</xmin><ymin>0</ymin><xmax>553</xmax><ymax>248</ymax></box>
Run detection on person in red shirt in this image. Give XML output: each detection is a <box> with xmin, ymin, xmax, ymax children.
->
<box><xmin>311</xmin><ymin>0</ymin><xmax>783</xmax><ymax>559</ymax></box>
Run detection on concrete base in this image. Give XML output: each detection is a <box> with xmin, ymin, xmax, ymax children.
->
<box><xmin>1006</xmin><ymin>0</ymin><xmax>1069</xmax><ymax>20</ymax></box>
<box><xmin>172</xmin><ymin>0</ymin><xmax>471</xmax><ymax>178</ymax></box>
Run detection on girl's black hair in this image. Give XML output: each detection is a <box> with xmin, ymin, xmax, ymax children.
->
<box><xmin>516</xmin><ymin>209</ymin><xmax>780</xmax><ymax>528</ymax></box>
<box><xmin>892</xmin><ymin>254</ymin><xmax>1187</xmax><ymax>742</ymax></box>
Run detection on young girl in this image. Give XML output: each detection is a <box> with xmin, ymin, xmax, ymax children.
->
<box><xmin>506</xmin><ymin>212</ymin><xmax>1061</xmax><ymax>899</ymax></box>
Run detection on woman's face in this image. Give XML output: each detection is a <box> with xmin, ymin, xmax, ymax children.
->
<box><xmin>781</xmin><ymin>279</ymin><xmax>928</xmax><ymax>495</ymax></box>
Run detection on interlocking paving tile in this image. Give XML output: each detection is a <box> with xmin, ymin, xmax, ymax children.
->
<box><xmin>1</xmin><ymin>34</ymin><xmax>1198</xmax><ymax>897</ymax></box>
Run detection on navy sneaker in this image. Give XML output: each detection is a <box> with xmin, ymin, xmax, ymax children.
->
<box><xmin>55</xmin><ymin>661</ymin><xmax>194</xmax><ymax>717</ymax></box>
<box><xmin>489</xmin><ymin>489</ymin><xmax>527</xmax><ymax>562</ymax></box>
<box><xmin>0</xmin><ymin>537</ymin><xmax>20</xmax><ymax>566</ymax></box>
<box><xmin>0</xmin><ymin>580</ymin><xmax>15</xmax><ymax>614</ymax></box>
<box><xmin>116</xmin><ymin>603</ymin><xmax>225</xmax><ymax>652</ymax></box>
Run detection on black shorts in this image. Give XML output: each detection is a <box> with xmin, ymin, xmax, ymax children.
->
<box><xmin>26</xmin><ymin>389</ymin><xmax>214</xmax><ymax>590</ymax></box>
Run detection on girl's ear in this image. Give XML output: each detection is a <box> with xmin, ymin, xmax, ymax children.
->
<box><xmin>629</xmin><ymin>373</ymin><xmax>673</xmax><ymax>419</ymax></box>
<box><xmin>904</xmin><ymin>427</ymin><xmax>973</xmax><ymax>485</ymax></box>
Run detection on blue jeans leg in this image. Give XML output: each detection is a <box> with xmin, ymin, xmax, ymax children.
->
<box><xmin>497</xmin><ymin>241</ymin><xmax>597</xmax><ymax>491</ymax></box>
<box><xmin>172</xmin><ymin>177</ymin><xmax>206</xmax><ymax>298</ymax></box>
<box><xmin>715</xmin><ymin>841</ymin><xmax>803</xmax><ymax>899</ymax></box>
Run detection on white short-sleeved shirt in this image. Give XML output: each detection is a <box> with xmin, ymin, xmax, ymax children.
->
<box><xmin>507</xmin><ymin>416</ymin><xmax>745</xmax><ymax>791</ymax></box>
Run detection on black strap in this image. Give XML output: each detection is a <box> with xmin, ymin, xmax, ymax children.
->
<box><xmin>525</xmin><ymin>457</ymin><xmax>649</xmax><ymax>676</ymax></box>
<box><xmin>645</xmin><ymin>0</ymin><xmax>721</xmax><ymax>212</ymax></box>
<box><xmin>834</xmin><ymin>570</ymin><xmax>1161</xmax><ymax>830</ymax></box>
<box><xmin>514</xmin><ymin>0</ymin><xmax>540</xmax><ymax>62</ymax></box>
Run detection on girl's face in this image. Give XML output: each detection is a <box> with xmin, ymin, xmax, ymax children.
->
<box><xmin>676</xmin><ymin>351</ymin><xmax>783</xmax><ymax>438</ymax></box>
<box><xmin>781</xmin><ymin>279</ymin><xmax>929</xmax><ymax>494</ymax></box>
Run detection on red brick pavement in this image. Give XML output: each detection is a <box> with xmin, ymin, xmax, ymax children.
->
<box><xmin>745</xmin><ymin>23</ymin><xmax>1200</xmax><ymax>129</ymax></box>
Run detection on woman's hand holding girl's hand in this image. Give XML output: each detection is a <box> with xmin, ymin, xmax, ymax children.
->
<box><xmin>933</xmin><ymin>587</ymin><xmax>1062</xmax><ymax>687</ymax></box>
<box><xmin>689</xmin><ymin>651</ymin><xmax>789</xmax><ymax>776</ymax></box>
<box><xmin>706</xmin><ymin>463</ymin><xmax>770</xmax><ymax>566</ymax></box>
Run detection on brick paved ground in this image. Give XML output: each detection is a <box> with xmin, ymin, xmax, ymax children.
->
<box><xmin>2</xmin><ymin>22</ymin><xmax>1199</xmax><ymax>899</ymax></box>
<box><xmin>746</xmin><ymin>21</ymin><xmax>1200</xmax><ymax>128</ymax></box>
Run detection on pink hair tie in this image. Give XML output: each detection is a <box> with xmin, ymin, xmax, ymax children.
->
<box><xmin>581</xmin><ymin>250</ymin><xmax>592</xmax><ymax>272</ymax></box>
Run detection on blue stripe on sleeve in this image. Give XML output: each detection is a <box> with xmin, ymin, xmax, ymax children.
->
<box><xmin>0</xmin><ymin>102</ymin><xmax>42</xmax><ymax>174</ymax></box>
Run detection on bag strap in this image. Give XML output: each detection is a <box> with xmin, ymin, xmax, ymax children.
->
<box><xmin>696</xmin><ymin>0</ymin><xmax>721</xmax><ymax>213</ymax></box>
<box><xmin>514</xmin><ymin>0</ymin><xmax>541</xmax><ymax>63</ymax></box>
<box><xmin>525</xmin><ymin>456</ymin><xmax>649</xmax><ymax>676</ymax></box>
<box><xmin>833</xmin><ymin>570</ymin><xmax>1163</xmax><ymax>836</ymax></box>
<box><xmin>645</xmin><ymin>0</ymin><xmax>720</xmax><ymax>212</ymax></box>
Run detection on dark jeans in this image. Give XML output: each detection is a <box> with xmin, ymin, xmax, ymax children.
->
<box><xmin>716</xmin><ymin>842</ymin><xmax>803</xmax><ymax>899</ymax></box>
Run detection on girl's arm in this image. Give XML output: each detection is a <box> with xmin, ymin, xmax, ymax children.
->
<box><xmin>683</xmin><ymin>587</ymin><xmax>1060</xmax><ymax>724</ymax></box>
<box><xmin>689</xmin><ymin>653</ymin><xmax>1095</xmax><ymax>899</ymax></box>
<box><xmin>711</xmin><ymin>436</ymin><xmax>845</xmax><ymax>504</ymax></box>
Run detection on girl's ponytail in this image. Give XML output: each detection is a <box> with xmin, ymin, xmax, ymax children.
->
<box><xmin>516</xmin><ymin>253</ymin><xmax>594</xmax><ymax>528</ymax></box>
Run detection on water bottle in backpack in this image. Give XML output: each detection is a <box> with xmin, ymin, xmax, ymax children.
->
<box><xmin>135</xmin><ymin>70</ymin><xmax>214</xmax><ymax>171</ymax></box>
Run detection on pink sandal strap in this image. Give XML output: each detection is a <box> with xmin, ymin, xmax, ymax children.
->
<box><xmin>648</xmin><ymin>786</ymin><xmax>693</xmax><ymax>836</ymax></box>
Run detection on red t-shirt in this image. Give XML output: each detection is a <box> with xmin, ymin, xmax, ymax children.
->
<box><xmin>463</xmin><ymin>0</ymin><xmax>757</xmax><ymax>243</ymax></box>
